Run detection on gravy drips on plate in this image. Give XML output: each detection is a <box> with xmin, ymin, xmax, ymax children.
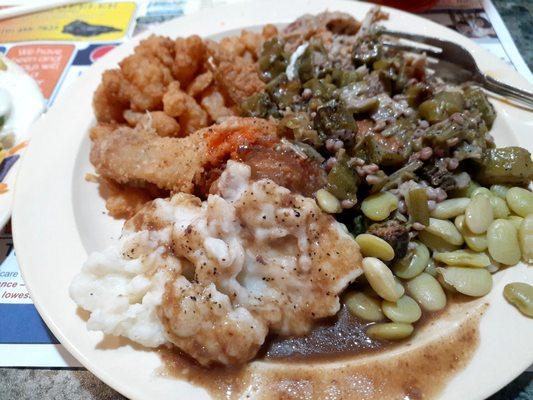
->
<box><xmin>160</xmin><ymin>300</ymin><xmax>487</xmax><ymax>399</ymax></box>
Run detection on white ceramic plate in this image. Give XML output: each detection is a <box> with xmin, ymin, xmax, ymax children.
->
<box><xmin>12</xmin><ymin>1</ymin><xmax>533</xmax><ymax>399</ymax></box>
<box><xmin>0</xmin><ymin>56</ymin><xmax>44</xmax><ymax>230</ymax></box>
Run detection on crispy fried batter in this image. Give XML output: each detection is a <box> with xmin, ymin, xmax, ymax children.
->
<box><xmin>206</xmin><ymin>40</ymin><xmax>265</xmax><ymax>104</ymax></box>
<box><xmin>90</xmin><ymin>117</ymin><xmax>278</xmax><ymax>194</ymax></box>
<box><xmin>90</xmin><ymin>124</ymin><xmax>207</xmax><ymax>194</ymax></box>
<box><xmin>91</xmin><ymin>30</ymin><xmax>276</xmax><ymax>218</ymax></box>
<box><xmin>172</xmin><ymin>35</ymin><xmax>206</xmax><ymax>86</ymax></box>
<box><xmin>163</xmin><ymin>81</ymin><xmax>209</xmax><ymax>135</ymax></box>
<box><xmin>200</xmin><ymin>87</ymin><xmax>236</xmax><ymax>122</ymax></box>
<box><xmin>93</xmin><ymin>70</ymin><xmax>130</xmax><ymax>123</ymax></box>
<box><xmin>186</xmin><ymin>70</ymin><xmax>213</xmax><ymax>97</ymax></box>
<box><xmin>123</xmin><ymin>110</ymin><xmax>181</xmax><ymax>137</ymax></box>
<box><xmin>97</xmin><ymin>177</ymin><xmax>161</xmax><ymax>219</ymax></box>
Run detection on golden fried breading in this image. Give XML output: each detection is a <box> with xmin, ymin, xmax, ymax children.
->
<box><xmin>93</xmin><ymin>34</ymin><xmax>207</xmax><ymax>123</ymax></box>
<box><xmin>97</xmin><ymin>177</ymin><xmax>159</xmax><ymax>219</ymax></box>
<box><xmin>162</xmin><ymin>81</ymin><xmax>208</xmax><ymax>135</ymax></box>
<box><xmin>90</xmin><ymin>117</ymin><xmax>278</xmax><ymax>194</ymax></box>
<box><xmin>206</xmin><ymin>40</ymin><xmax>265</xmax><ymax>104</ymax></box>
<box><xmin>186</xmin><ymin>70</ymin><xmax>213</xmax><ymax>97</ymax></box>
<box><xmin>120</xmin><ymin>52</ymin><xmax>173</xmax><ymax>111</ymax></box>
<box><xmin>93</xmin><ymin>70</ymin><xmax>130</xmax><ymax>123</ymax></box>
<box><xmin>123</xmin><ymin>110</ymin><xmax>180</xmax><ymax>137</ymax></box>
<box><xmin>90</xmin><ymin>124</ymin><xmax>207</xmax><ymax>194</ymax></box>
<box><xmin>134</xmin><ymin>34</ymin><xmax>175</xmax><ymax>69</ymax></box>
<box><xmin>200</xmin><ymin>87</ymin><xmax>236</xmax><ymax>122</ymax></box>
<box><xmin>172</xmin><ymin>35</ymin><xmax>206</xmax><ymax>86</ymax></box>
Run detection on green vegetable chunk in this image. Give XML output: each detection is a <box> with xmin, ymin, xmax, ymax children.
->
<box><xmin>240</xmin><ymin>92</ymin><xmax>275</xmax><ymax>118</ymax></box>
<box><xmin>364</xmin><ymin>120</ymin><xmax>414</xmax><ymax>167</ymax></box>
<box><xmin>313</xmin><ymin>100</ymin><xmax>357</xmax><ymax>139</ymax></box>
<box><xmin>464</xmin><ymin>86</ymin><xmax>496</xmax><ymax>129</ymax></box>
<box><xmin>258</xmin><ymin>38</ymin><xmax>287</xmax><ymax>82</ymax></box>
<box><xmin>326</xmin><ymin>159</ymin><xmax>359</xmax><ymax>202</ymax></box>
<box><xmin>475</xmin><ymin>147</ymin><xmax>533</xmax><ymax>186</ymax></box>
<box><xmin>419</xmin><ymin>91</ymin><xmax>465</xmax><ymax>123</ymax></box>
<box><xmin>406</xmin><ymin>188</ymin><xmax>430</xmax><ymax>226</ymax></box>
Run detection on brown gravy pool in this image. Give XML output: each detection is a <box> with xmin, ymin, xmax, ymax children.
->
<box><xmin>159</xmin><ymin>298</ymin><xmax>487</xmax><ymax>399</ymax></box>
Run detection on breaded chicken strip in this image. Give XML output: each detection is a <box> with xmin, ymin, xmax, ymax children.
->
<box><xmin>90</xmin><ymin>117</ymin><xmax>278</xmax><ymax>194</ymax></box>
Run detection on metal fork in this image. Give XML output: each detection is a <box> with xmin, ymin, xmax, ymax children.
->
<box><xmin>382</xmin><ymin>30</ymin><xmax>533</xmax><ymax>109</ymax></box>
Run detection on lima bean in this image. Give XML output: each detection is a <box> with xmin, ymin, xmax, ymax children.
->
<box><xmin>508</xmin><ymin>215</ymin><xmax>524</xmax><ymax>230</ymax></box>
<box><xmin>382</xmin><ymin>295</ymin><xmax>422</xmax><ymax>323</ymax></box>
<box><xmin>395</xmin><ymin>278</ymin><xmax>406</xmax><ymax>299</ymax></box>
<box><xmin>455</xmin><ymin>215</ymin><xmax>488</xmax><ymax>252</ymax></box>
<box><xmin>316</xmin><ymin>189</ymin><xmax>341</xmax><ymax>213</ymax></box>
<box><xmin>506</xmin><ymin>187</ymin><xmax>533</xmax><ymax>217</ymax></box>
<box><xmin>418</xmin><ymin>230</ymin><xmax>461</xmax><ymax>252</ymax></box>
<box><xmin>430</xmin><ymin>198</ymin><xmax>470</xmax><ymax>219</ymax></box>
<box><xmin>362</xmin><ymin>257</ymin><xmax>403</xmax><ymax>302</ymax></box>
<box><xmin>490</xmin><ymin>184</ymin><xmax>511</xmax><ymax>199</ymax></box>
<box><xmin>366</xmin><ymin>322</ymin><xmax>414</xmax><ymax>340</ymax></box>
<box><xmin>470</xmin><ymin>187</ymin><xmax>493</xmax><ymax>198</ymax></box>
<box><xmin>425</xmin><ymin>218</ymin><xmax>464</xmax><ymax>245</ymax></box>
<box><xmin>519</xmin><ymin>215</ymin><xmax>533</xmax><ymax>264</ymax></box>
<box><xmin>361</xmin><ymin>192</ymin><xmax>398</xmax><ymax>221</ymax></box>
<box><xmin>490</xmin><ymin>196</ymin><xmax>510</xmax><ymax>219</ymax></box>
<box><xmin>393</xmin><ymin>241</ymin><xmax>430</xmax><ymax>279</ymax></box>
<box><xmin>406</xmin><ymin>272</ymin><xmax>447</xmax><ymax>312</ymax></box>
<box><xmin>345</xmin><ymin>292</ymin><xmax>384</xmax><ymax>321</ymax></box>
<box><xmin>465</xmin><ymin>195</ymin><xmax>493</xmax><ymax>234</ymax></box>
<box><xmin>464</xmin><ymin>181</ymin><xmax>481</xmax><ymax>197</ymax></box>
<box><xmin>503</xmin><ymin>282</ymin><xmax>533</xmax><ymax>317</ymax></box>
<box><xmin>424</xmin><ymin>258</ymin><xmax>437</xmax><ymax>277</ymax></box>
<box><xmin>434</xmin><ymin>249</ymin><xmax>491</xmax><ymax>268</ymax></box>
<box><xmin>487</xmin><ymin>219</ymin><xmax>521</xmax><ymax>265</ymax></box>
<box><xmin>437</xmin><ymin>267</ymin><xmax>492</xmax><ymax>297</ymax></box>
<box><xmin>356</xmin><ymin>234</ymin><xmax>395</xmax><ymax>261</ymax></box>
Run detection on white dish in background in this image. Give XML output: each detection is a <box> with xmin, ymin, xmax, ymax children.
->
<box><xmin>12</xmin><ymin>1</ymin><xmax>533</xmax><ymax>399</ymax></box>
<box><xmin>0</xmin><ymin>55</ymin><xmax>44</xmax><ymax>230</ymax></box>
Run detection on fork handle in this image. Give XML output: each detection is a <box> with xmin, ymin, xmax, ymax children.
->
<box><xmin>479</xmin><ymin>74</ymin><xmax>533</xmax><ymax>108</ymax></box>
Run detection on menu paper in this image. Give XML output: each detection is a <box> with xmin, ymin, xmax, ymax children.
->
<box><xmin>0</xmin><ymin>0</ymin><xmax>531</xmax><ymax>368</ymax></box>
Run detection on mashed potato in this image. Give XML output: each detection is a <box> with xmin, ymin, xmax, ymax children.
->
<box><xmin>70</xmin><ymin>161</ymin><xmax>363</xmax><ymax>365</ymax></box>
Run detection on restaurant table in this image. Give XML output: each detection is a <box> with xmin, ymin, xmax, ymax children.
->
<box><xmin>0</xmin><ymin>0</ymin><xmax>532</xmax><ymax>399</ymax></box>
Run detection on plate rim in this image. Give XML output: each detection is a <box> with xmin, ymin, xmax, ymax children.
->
<box><xmin>12</xmin><ymin>1</ymin><xmax>533</xmax><ymax>399</ymax></box>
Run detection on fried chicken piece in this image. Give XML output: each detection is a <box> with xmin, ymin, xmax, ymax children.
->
<box><xmin>93</xmin><ymin>70</ymin><xmax>130</xmax><ymax>123</ymax></box>
<box><xmin>200</xmin><ymin>87</ymin><xmax>236</xmax><ymax>123</ymax></box>
<box><xmin>93</xmin><ymin>34</ymin><xmax>207</xmax><ymax>123</ymax></box>
<box><xmin>163</xmin><ymin>81</ymin><xmax>209</xmax><ymax>135</ymax></box>
<box><xmin>90</xmin><ymin>117</ymin><xmax>278</xmax><ymax>194</ymax></box>
<box><xmin>173</xmin><ymin>35</ymin><xmax>206</xmax><ymax>86</ymax></box>
<box><xmin>206</xmin><ymin>40</ymin><xmax>265</xmax><ymax>104</ymax></box>
<box><xmin>97</xmin><ymin>177</ymin><xmax>161</xmax><ymax>219</ymax></box>
<box><xmin>120</xmin><ymin>53</ymin><xmax>173</xmax><ymax>112</ymax></box>
<box><xmin>90</xmin><ymin>124</ymin><xmax>207</xmax><ymax>194</ymax></box>
<box><xmin>135</xmin><ymin>34</ymin><xmax>175</xmax><ymax>69</ymax></box>
<box><xmin>123</xmin><ymin>110</ymin><xmax>181</xmax><ymax>137</ymax></box>
<box><xmin>186</xmin><ymin>70</ymin><xmax>213</xmax><ymax>97</ymax></box>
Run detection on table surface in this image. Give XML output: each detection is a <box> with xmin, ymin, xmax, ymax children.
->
<box><xmin>1</xmin><ymin>1</ymin><xmax>532</xmax><ymax>399</ymax></box>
